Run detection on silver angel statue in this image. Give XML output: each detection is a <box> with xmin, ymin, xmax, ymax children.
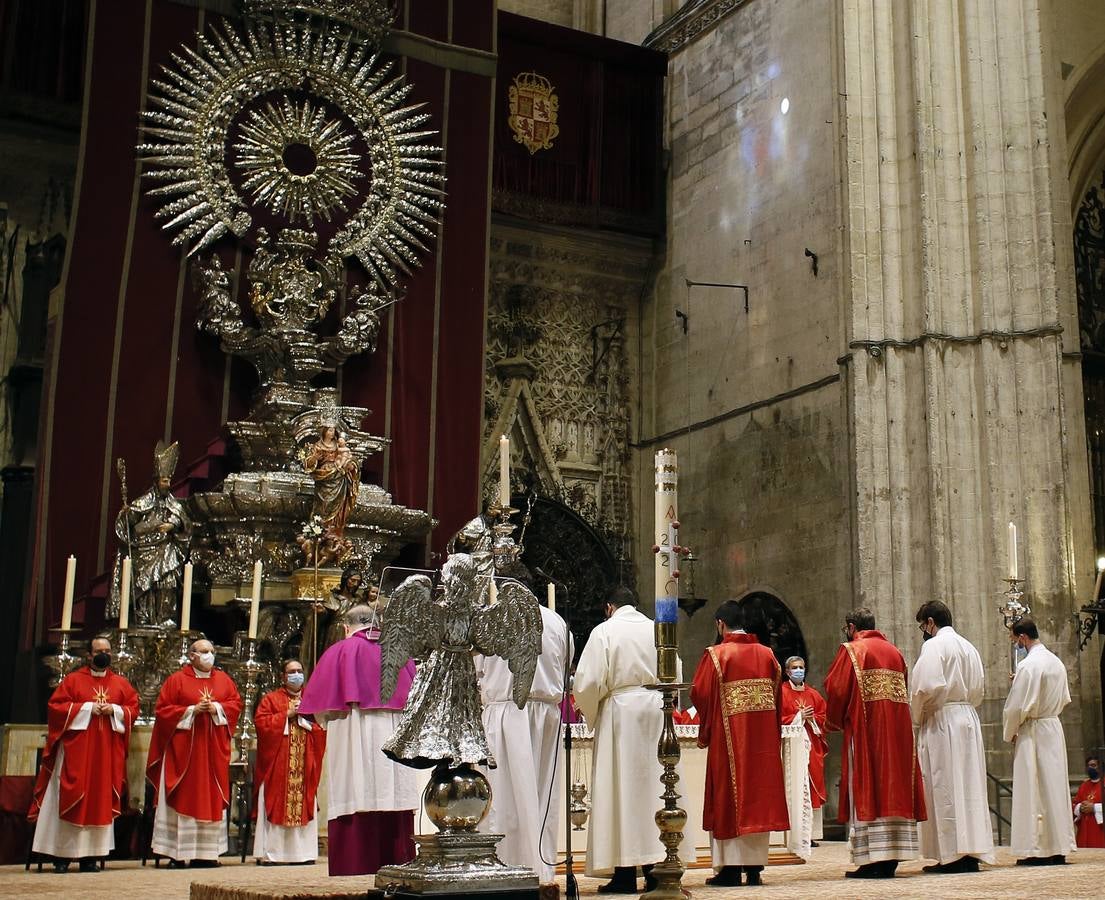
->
<box><xmin>380</xmin><ymin>552</ymin><xmax>542</xmax><ymax>769</ymax></box>
<box><xmin>110</xmin><ymin>441</ymin><xmax>192</xmax><ymax>626</ymax></box>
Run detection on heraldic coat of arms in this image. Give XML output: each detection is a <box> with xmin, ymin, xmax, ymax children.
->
<box><xmin>508</xmin><ymin>71</ymin><xmax>559</xmax><ymax>154</ymax></box>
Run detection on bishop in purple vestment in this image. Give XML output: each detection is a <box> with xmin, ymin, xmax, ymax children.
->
<box><xmin>298</xmin><ymin>604</ymin><xmax>419</xmax><ymax>876</ymax></box>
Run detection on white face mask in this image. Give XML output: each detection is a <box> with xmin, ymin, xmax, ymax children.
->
<box><xmin>197</xmin><ymin>651</ymin><xmax>215</xmax><ymax>668</ymax></box>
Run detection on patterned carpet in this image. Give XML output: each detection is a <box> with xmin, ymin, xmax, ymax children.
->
<box><xmin>4</xmin><ymin>843</ymin><xmax>1105</xmax><ymax>899</ymax></box>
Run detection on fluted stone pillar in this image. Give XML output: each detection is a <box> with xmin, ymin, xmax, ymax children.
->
<box><xmin>838</xmin><ymin>0</ymin><xmax>1095</xmax><ymax>769</ymax></box>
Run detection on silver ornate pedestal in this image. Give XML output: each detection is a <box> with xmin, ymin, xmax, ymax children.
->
<box><xmin>375</xmin><ymin>764</ymin><xmax>539</xmax><ymax>896</ymax></box>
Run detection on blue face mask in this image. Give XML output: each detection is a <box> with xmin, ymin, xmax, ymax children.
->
<box><xmin>789</xmin><ymin>669</ymin><xmax>806</xmax><ymax>684</ymax></box>
<box><xmin>286</xmin><ymin>672</ymin><xmax>305</xmax><ymax>688</ymax></box>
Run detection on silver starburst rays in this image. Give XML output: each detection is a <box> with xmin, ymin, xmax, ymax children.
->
<box><xmin>137</xmin><ymin>18</ymin><xmax>445</xmax><ymax>290</ymax></box>
<box><xmin>236</xmin><ymin>98</ymin><xmax>360</xmax><ymax>223</ymax></box>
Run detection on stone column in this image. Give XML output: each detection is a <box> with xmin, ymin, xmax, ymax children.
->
<box><xmin>838</xmin><ymin>0</ymin><xmax>1091</xmax><ymax>767</ymax></box>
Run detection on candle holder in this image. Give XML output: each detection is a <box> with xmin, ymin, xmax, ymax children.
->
<box><xmin>487</xmin><ymin>504</ymin><xmax>520</xmax><ymax>572</ymax></box>
<box><xmin>113</xmin><ymin>629</ymin><xmax>138</xmax><ymax>682</ymax></box>
<box><xmin>230</xmin><ymin>636</ymin><xmax>262</xmax><ymax>858</ymax></box>
<box><xmin>569</xmin><ymin>781</ymin><xmax>590</xmax><ymax>831</ymax></box>
<box><xmin>643</xmin><ymin>678</ymin><xmax>690</xmax><ymax>900</ymax></box>
<box><xmin>234</xmin><ymin>637</ymin><xmax>263</xmax><ymax>754</ymax></box>
<box><xmin>44</xmin><ymin>628</ymin><xmax>82</xmax><ymax>687</ymax></box>
<box><xmin>999</xmin><ymin>578</ymin><xmax>1030</xmax><ymax>675</ymax></box>
<box><xmin>177</xmin><ymin>630</ymin><xmax>199</xmax><ymax>668</ymax></box>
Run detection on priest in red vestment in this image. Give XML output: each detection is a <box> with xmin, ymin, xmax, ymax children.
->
<box><xmin>253</xmin><ymin>659</ymin><xmax>326</xmax><ymax>864</ymax></box>
<box><xmin>780</xmin><ymin>654</ymin><xmax>828</xmax><ymax>838</ymax></box>
<box><xmin>691</xmin><ymin>600</ymin><xmax>790</xmax><ymax>888</ymax></box>
<box><xmin>147</xmin><ymin>638</ymin><xmax>242</xmax><ymax>867</ymax></box>
<box><xmin>1073</xmin><ymin>754</ymin><xmax>1104</xmax><ymax>848</ymax></box>
<box><xmin>29</xmin><ymin>635</ymin><xmax>139</xmax><ymax>872</ymax></box>
<box><xmin>824</xmin><ymin>607</ymin><xmax>926</xmax><ymax>879</ymax></box>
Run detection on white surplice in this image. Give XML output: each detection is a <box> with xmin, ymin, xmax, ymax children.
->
<box><xmin>1002</xmin><ymin>641</ymin><xmax>1076</xmax><ymax>859</ymax></box>
<box><xmin>324</xmin><ymin>707</ymin><xmax>420</xmax><ymax>818</ymax></box>
<box><xmin>909</xmin><ymin>626</ymin><xmax>995</xmax><ymax>865</ymax></box>
<box><xmin>477</xmin><ymin>605</ymin><xmax>573</xmax><ymax>883</ymax></box>
<box><xmin>573</xmin><ymin>605</ymin><xmax>694</xmax><ymax>876</ymax></box>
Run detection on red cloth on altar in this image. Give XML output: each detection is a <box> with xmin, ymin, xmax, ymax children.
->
<box><xmin>1074</xmin><ymin>779</ymin><xmax>1104</xmax><ymax>848</ymax></box>
<box><xmin>29</xmin><ymin>667</ymin><xmax>138</xmax><ymax>826</ymax></box>
<box><xmin>824</xmin><ymin>630</ymin><xmax>926</xmax><ymax>824</ymax></box>
<box><xmin>780</xmin><ymin>680</ymin><xmax>829</xmax><ymax>808</ymax></box>
<box><xmin>146</xmin><ymin>666</ymin><xmax>242</xmax><ymax>822</ymax></box>
<box><xmin>253</xmin><ymin>688</ymin><xmax>326</xmax><ymax>827</ymax></box>
<box><xmin>690</xmin><ymin>633</ymin><xmax>790</xmax><ymax>839</ymax></box>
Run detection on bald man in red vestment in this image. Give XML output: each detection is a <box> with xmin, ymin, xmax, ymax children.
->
<box><xmin>691</xmin><ymin>600</ymin><xmax>790</xmax><ymax>888</ymax></box>
<box><xmin>29</xmin><ymin>635</ymin><xmax>139</xmax><ymax>872</ymax></box>
<box><xmin>147</xmin><ymin>638</ymin><xmax>242</xmax><ymax>867</ymax></box>
<box><xmin>824</xmin><ymin>607</ymin><xmax>926</xmax><ymax>879</ymax></box>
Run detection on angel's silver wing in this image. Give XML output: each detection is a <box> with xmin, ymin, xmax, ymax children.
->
<box><xmin>471</xmin><ymin>579</ymin><xmax>543</xmax><ymax>708</ymax></box>
<box><xmin>378</xmin><ymin>574</ymin><xmax>443</xmax><ymax>702</ymax></box>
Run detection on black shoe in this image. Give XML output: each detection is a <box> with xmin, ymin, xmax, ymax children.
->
<box><xmin>845</xmin><ymin>862</ymin><xmax>893</xmax><ymax>879</ymax></box>
<box><xmin>641</xmin><ymin>863</ymin><xmax>658</xmax><ymax>892</ymax></box>
<box><xmin>52</xmin><ymin>861</ymin><xmax>70</xmax><ymax>874</ymax></box>
<box><xmin>939</xmin><ymin>856</ymin><xmax>980</xmax><ymax>873</ymax></box>
<box><xmin>166</xmin><ymin>859</ymin><xmax>187</xmax><ymax>869</ymax></box>
<box><xmin>1042</xmin><ymin>855</ymin><xmax>1067</xmax><ymax>866</ymax></box>
<box><xmin>188</xmin><ymin>859</ymin><xmax>219</xmax><ymax>868</ymax></box>
<box><xmin>1016</xmin><ymin>857</ymin><xmax>1047</xmax><ymax>866</ymax></box>
<box><xmin>743</xmin><ymin>866</ymin><xmax>763</xmax><ymax>886</ymax></box>
<box><xmin>78</xmin><ymin>859</ymin><xmax>99</xmax><ymax>873</ymax></box>
<box><xmin>705</xmin><ymin>865</ymin><xmax>743</xmax><ymax>887</ymax></box>
<box><xmin>810</xmin><ymin>841</ymin><xmax>820</xmax><ymax>848</ymax></box>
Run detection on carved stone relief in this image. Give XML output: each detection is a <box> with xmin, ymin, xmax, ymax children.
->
<box><xmin>483</xmin><ymin>221</ymin><xmax>653</xmax><ymax>581</ymax></box>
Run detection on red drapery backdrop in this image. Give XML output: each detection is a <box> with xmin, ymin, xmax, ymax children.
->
<box><xmin>28</xmin><ymin>0</ymin><xmax>494</xmax><ymax>643</ymax></box>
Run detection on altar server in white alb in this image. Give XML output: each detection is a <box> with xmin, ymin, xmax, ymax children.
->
<box><xmin>573</xmin><ymin>586</ymin><xmax>694</xmax><ymax>894</ymax></box>
<box><xmin>477</xmin><ymin>581</ymin><xmax>573</xmax><ymax>884</ymax></box>
<box><xmin>909</xmin><ymin>601</ymin><xmax>994</xmax><ymax>874</ymax></box>
<box><xmin>1002</xmin><ymin>617</ymin><xmax>1077</xmax><ymax>865</ymax></box>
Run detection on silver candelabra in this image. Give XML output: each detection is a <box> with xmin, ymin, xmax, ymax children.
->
<box><xmin>998</xmin><ymin>577</ymin><xmax>1030</xmax><ymax>676</ymax></box>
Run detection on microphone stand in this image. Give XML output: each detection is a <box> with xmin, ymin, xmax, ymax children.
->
<box><xmin>558</xmin><ymin>579</ymin><xmax>579</xmax><ymax>900</ymax></box>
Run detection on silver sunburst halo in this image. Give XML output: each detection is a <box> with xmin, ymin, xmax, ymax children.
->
<box><xmin>137</xmin><ymin>18</ymin><xmax>445</xmax><ymax>290</ymax></box>
<box><xmin>236</xmin><ymin>98</ymin><xmax>361</xmax><ymax>224</ymax></box>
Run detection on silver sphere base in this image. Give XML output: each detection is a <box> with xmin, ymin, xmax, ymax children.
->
<box><xmin>375</xmin><ymin>763</ymin><xmax>539</xmax><ymax>895</ymax></box>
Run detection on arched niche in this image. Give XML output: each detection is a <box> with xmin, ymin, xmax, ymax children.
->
<box><xmin>736</xmin><ymin>591</ymin><xmax>809</xmax><ymax>670</ymax></box>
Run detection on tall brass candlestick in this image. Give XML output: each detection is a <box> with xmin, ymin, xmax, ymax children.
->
<box><xmin>645</xmin><ymin>448</ymin><xmax>688</xmax><ymax>900</ymax></box>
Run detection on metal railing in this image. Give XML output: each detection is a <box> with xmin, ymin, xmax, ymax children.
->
<box><xmin>986</xmin><ymin>772</ymin><xmax>1013</xmax><ymax>846</ymax></box>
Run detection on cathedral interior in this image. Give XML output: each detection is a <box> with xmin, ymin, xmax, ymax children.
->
<box><xmin>2</xmin><ymin>0</ymin><xmax>1105</xmax><ymax>846</ymax></box>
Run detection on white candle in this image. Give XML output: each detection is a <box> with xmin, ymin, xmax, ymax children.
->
<box><xmin>60</xmin><ymin>555</ymin><xmax>76</xmax><ymax>631</ymax></box>
<box><xmin>499</xmin><ymin>435</ymin><xmax>510</xmax><ymax>507</ymax></box>
<box><xmin>180</xmin><ymin>562</ymin><xmax>193</xmax><ymax>633</ymax></box>
<box><xmin>547</xmin><ymin>581</ymin><xmax>556</xmax><ymax>615</ymax></box>
<box><xmin>249</xmin><ymin>560</ymin><xmax>263</xmax><ymax>640</ymax></box>
<box><xmin>489</xmin><ymin>578</ymin><xmax>498</xmax><ymax>606</ymax></box>
<box><xmin>119</xmin><ymin>557</ymin><xmax>131</xmax><ymax>630</ymax></box>
<box><xmin>654</xmin><ymin>449</ymin><xmax>679</xmax><ymax>624</ymax></box>
<box><xmin>1007</xmin><ymin>522</ymin><xmax>1018</xmax><ymax>580</ymax></box>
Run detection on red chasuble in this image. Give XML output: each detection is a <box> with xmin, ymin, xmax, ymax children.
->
<box><xmin>780</xmin><ymin>680</ymin><xmax>829</xmax><ymax>809</ymax></box>
<box><xmin>690</xmin><ymin>633</ymin><xmax>790</xmax><ymax>839</ymax></box>
<box><xmin>1074</xmin><ymin>779</ymin><xmax>1104</xmax><ymax>848</ymax></box>
<box><xmin>823</xmin><ymin>630</ymin><xmax>926</xmax><ymax>824</ymax></box>
<box><xmin>29</xmin><ymin>667</ymin><xmax>139</xmax><ymax>826</ymax></box>
<box><xmin>253</xmin><ymin>688</ymin><xmax>326</xmax><ymax>827</ymax></box>
<box><xmin>146</xmin><ymin>666</ymin><xmax>243</xmax><ymax>822</ymax></box>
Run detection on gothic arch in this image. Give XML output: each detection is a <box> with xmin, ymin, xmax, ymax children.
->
<box><xmin>516</xmin><ymin>494</ymin><xmax>620</xmax><ymax>661</ymax></box>
<box><xmin>735</xmin><ymin>591</ymin><xmax>809</xmax><ymax>670</ymax></box>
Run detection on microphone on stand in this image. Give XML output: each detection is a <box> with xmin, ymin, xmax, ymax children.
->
<box><xmin>531</xmin><ymin>566</ymin><xmax>579</xmax><ymax>900</ymax></box>
<box><xmin>533</xmin><ymin>566</ymin><xmax>564</xmax><ymax>590</ymax></box>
